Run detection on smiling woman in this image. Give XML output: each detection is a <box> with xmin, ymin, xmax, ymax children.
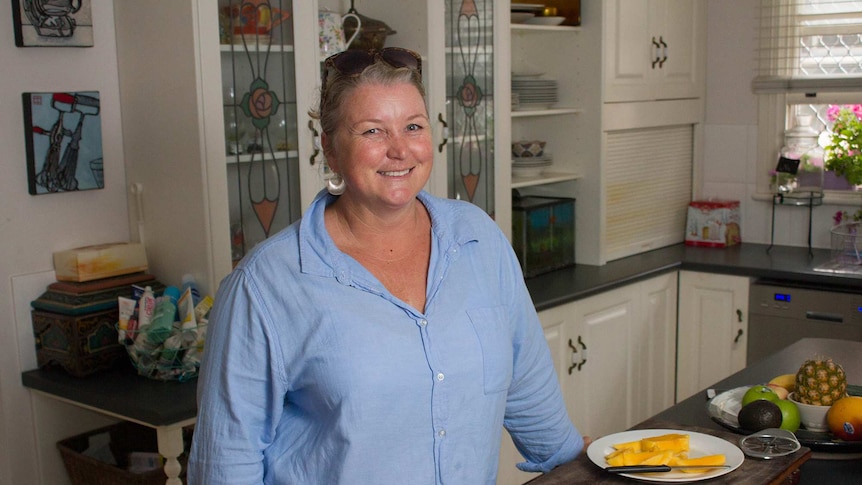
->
<box><xmin>187</xmin><ymin>46</ymin><xmax>585</xmax><ymax>485</ymax></box>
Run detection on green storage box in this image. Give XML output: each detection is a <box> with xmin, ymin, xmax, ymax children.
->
<box><xmin>512</xmin><ymin>196</ymin><xmax>575</xmax><ymax>277</ymax></box>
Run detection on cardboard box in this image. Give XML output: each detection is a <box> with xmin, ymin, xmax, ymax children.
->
<box><xmin>54</xmin><ymin>243</ymin><xmax>148</xmax><ymax>282</ymax></box>
<box><xmin>685</xmin><ymin>200</ymin><xmax>741</xmax><ymax>247</ymax></box>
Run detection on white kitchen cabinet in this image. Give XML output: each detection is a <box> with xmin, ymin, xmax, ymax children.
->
<box><xmin>603</xmin><ymin>0</ymin><xmax>705</xmax><ymax>103</ymax></box>
<box><xmin>676</xmin><ymin>271</ymin><xmax>750</xmax><ymax>402</ymax></box>
<box><xmin>570</xmin><ymin>272</ymin><xmax>677</xmax><ymax>439</ymax></box>
<box><xmin>498</xmin><ymin>273</ymin><xmax>677</xmax><ymax>483</ymax></box>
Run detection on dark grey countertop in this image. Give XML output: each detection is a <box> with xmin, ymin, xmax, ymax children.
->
<box><xmin>526</xmin><ymin>243</ymin><xmax>862</xmax><ymax>311</ymax></box>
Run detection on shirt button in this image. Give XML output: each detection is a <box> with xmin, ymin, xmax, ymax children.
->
<box><xmin>437</xmin><ymin>372</ymin><xmax>445</xmax><ymax>381</ymax></box>
<box><xmin>438</xmin><ymin>429</ymin><xmax>446</xmax><ymax>437</ymax></box>
<box><xmin>420</xmin><ymin>319</ymin><xmax>428</xmax><ymax>327</ymax></box>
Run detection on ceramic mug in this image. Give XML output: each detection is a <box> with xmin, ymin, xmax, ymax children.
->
<box><xmin>319</xmin><ymin>9</ymin><xmax>361</xmax><ymax>58</ymax></box>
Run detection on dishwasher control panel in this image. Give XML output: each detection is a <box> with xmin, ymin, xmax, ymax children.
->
<box><xmin>749</xmin><ymin>282</ymin><xmax>862</xmax><ymax>325</ymax></box>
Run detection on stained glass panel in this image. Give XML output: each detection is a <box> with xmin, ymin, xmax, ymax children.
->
<box><xmin>445</xmin><ymin>0</ymin><xmax>495</xmax><ymax>218</ymax></box>
<box><xmin>219</xmin><ymin>0</ymin><xmax>301</xmax><ymax>265</ymax></box>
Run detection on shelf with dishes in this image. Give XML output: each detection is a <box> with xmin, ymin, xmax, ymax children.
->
<box><xmin>511</xmin><ymin>24</ymin><xmax>580</xmax><ymax>33</ymax></box>
<box><xmin>512</xmin><ymin>107</ymin><xmax>583</xmax><ymax>118</ymax></box>
<box><xmin>511</xmin><ymin>171</ymin><xmax>581</xmax><ymax>189</ymax></box>
<box><xmin>225</xmin><ymin>150</ymin><xmax>298</xmax><ymax>165</ymax></box>
<box><xmin>220</xmin><ymin>44</ymin><xmax>295</xmax><ymax>53</ymax></box>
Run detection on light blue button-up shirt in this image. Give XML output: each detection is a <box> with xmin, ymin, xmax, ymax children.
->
<box><xmin>188</xmin><ymin>190</ymin><xmax>583</xmax><ymax>484</ymax></box>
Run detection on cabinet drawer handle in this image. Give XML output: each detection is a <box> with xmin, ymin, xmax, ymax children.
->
<box><xmin>308</xmin><ymin>120</ymin><xmax>320</xmax><ymax>165</ymax></box>
<box><xmin>651</xmin><ymin>36</ymin><xmax>661</xmax><ymax>69</ymax></box>
<box><xmin>736</xmin><ymin>309</ymin><xmax>743</xmax><ymax>322</ymax></box>
<box><xmin>437</xmin><ymin>113</ymin><xmax>449</xmax><ymax>153</ymax></box>
<box><xmin>734</xmin><ymin>328</ymin><xmax>744</xmax><ymax>343</ymax></box>
<box><xmin>568</xmin><ymin>336</ymin><xmax>588</xmax><ymax>374</ymax></box>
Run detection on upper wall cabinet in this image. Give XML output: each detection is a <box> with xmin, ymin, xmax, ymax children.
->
<box><xmin>603</xmin><ymin>0</ymin><xmax>705</xmax><ymax>103</ymax></box>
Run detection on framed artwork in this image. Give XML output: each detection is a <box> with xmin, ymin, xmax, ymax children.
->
<box><xmin>23</xmin><ymin>91</ymin><xmax>103</xmax><ymax>195</ymax></box>
<box><xmin>12</xmin><ymin>0</ymin><xmax>94</xmax><ymax>47</ymax></box>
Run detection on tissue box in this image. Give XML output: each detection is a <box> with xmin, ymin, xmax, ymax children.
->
<box><xmin>54</xmin><ymin>243</ymin><xmax>148</xmax><ymax>282</ymax></box>
<box><xmin>685</xmin><ymin>200</ymin><xmax>741</xmax><ymax>247</ymax></box>
<box><xmin>512</xmin><ymin>196</ymin><xmax>575</xmax><ymax>277</ymax></box>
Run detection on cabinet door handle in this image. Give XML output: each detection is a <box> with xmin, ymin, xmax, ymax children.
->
<box><xmin>651</xmin><ymin>36</ymin><xmax>661</xmax><ymax>69</ymax></box>
<box><xmin>308</xmin><ymin>120</ymin><xmax>320</xmax><ymax>165</ymax></box>
<box><xmin>736</xmin><ymin>309</ymin><xmax>743</xmax><ymax>322</ymax></box>
<box><xmin>658</xmin><ymin>36</ymin><xmax>668</xmax><ymax>68</ymax></box>
<box><xmin>567</xmin><ymin>336</ymin><xmax>588</xmax><ymax>374</ymax></box>
<box><xmin>734</xmin><ymin>328</ymin><xmax>744</xmax><ymax>343</ymax></box>
<box><xmin>437</xmin><ymin>113</ymin><xmax>449</xmax><ymax>153</ymax></box>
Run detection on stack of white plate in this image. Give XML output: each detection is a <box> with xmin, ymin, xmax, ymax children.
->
<box><xmin>512</xmin><ymin>76</ymin><xmax>558</xmax><ymax>110</ymax></box>
<box><xmin>512</xmin><ymin>154</ymin><xmax>552</xmax><ymax>178</ymax></box>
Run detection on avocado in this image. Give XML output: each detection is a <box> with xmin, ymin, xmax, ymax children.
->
<box><xmin>738</xmin><ymin>400</ymin><xmax>783</xmax><ymax>432</ymax></box>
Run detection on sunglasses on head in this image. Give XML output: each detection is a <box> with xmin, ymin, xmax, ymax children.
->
<box><xmin>321</xmin><ymin>47</ymin><xmax>422</xmax><ymax>100</ymax></box>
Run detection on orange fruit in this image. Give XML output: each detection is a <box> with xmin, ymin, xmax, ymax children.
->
<box><xmin>826</xmin><ymin>396</ymin><xmax>862</xmax><ymax>441</ymax></box>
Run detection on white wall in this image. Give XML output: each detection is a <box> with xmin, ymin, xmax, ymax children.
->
<box><xmin>0</xmin><ymin>3</ymin><xmax>128</xmax><ymax>484</ymax></box>
<box><xmin>702</xmin><ymin>0</ymin><xmax>856</xmax><ymax>249</ymax></box>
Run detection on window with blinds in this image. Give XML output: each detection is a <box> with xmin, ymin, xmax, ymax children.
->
<box><xmin>604</xmin><ymin>125</ymin><xmax>693</xmax><ymax>261</ymax></box>
<box><xmin>754</xmin><ymin>0</ymin><xmax>862</xmax><ymax>94</ymax></box>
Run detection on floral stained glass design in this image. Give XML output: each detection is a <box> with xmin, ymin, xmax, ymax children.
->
<box><xmin>446</xmin><ymin>0</ymin><xmax>495</xmax><ymax>217</ymax></box>
<box><xmin>221</xmin><ymin>0</ymin><xmax>300</xmax><ymax>263</ymax></box>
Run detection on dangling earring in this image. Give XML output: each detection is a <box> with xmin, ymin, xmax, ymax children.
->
<box><xmin>327</xmin><ymin>172</ymin><xmax>346</xmax><ymax>195</ymax></box>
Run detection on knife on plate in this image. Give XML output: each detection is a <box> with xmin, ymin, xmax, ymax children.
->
<box><xmin>606</xmin><ymin>465</ymin><xmax>731</xmax><ymax>473</ymax></box>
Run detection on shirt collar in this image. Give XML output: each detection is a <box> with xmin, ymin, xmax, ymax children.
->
<box><xmin>298</xmin><ymin>189</ymin><xmax>479</xmax><ymax>279</ymax></box>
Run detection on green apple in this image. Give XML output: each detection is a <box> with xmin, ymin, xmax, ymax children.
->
<box><xmin>741</xmin><ymin>385</ymin><xmax>780</xmax><ymax>406</ymax></box>
<box><xmin>776</xmin><ymin>399</ymin><xmax>801</xmax><ymax>432</ymax></box>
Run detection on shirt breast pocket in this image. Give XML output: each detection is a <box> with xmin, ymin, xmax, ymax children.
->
<box><xmin>467</xmin><ymin>306</ymin><xmax>513</xmax><ymax>394</ymax></box>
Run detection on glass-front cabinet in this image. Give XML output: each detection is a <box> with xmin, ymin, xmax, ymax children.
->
<box><xmin>218</xmin><ymin>0</ymin><xmax>303</xmax><ymax>264</ymax></box>
<box><xmin>445</xmin><ymin>0</ymin><xmax>496</xmax><ymax>219</ymax></box>
<box><xmin>115</xmin><ymin>0</ymin><xmax>506</xmax><ymax>290</ymax></box>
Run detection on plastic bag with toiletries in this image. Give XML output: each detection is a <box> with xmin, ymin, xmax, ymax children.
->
<box><xmin>117</xmin><ymin>275</ymin><xmax>212</xmax><ymax>381</ymax></box>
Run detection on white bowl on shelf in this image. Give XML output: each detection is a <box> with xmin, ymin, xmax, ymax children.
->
<box><xmin>511</xmin><ymin>12</ymin><xmax>535</xmax><ymax>24</ymax></box>
<box><xmin>523</xmin><ymin>16</ymin><xmax>565</xmax><ymax>26</ymax></box>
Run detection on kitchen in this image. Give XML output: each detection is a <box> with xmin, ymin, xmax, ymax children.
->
<box><xmin>3</xmin><ymin>1</ymin><xmax>862</xmax><ymax>484</ymax></box>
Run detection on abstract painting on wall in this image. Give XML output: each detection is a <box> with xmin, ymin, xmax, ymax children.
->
<box><xmin>23</xmin><ymin>91</ymin><xmax>103</xmax><ymax>195</ymax></box>
<box><xmin>12</xmin><ymin>0</ymin><xmax>94</xmax><ymax>47</ymax></box>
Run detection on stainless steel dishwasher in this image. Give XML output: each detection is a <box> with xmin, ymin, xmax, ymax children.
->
<box><xmin>747</xmin><ymin>279</ymin><xmax>862</xmax><ymax>364</ymax></box>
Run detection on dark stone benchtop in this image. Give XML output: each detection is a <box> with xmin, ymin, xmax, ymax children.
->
<box><xmin>527</xmin><ymin>243</ymin><xmax>862</xmax><ymax>311</ymax></box>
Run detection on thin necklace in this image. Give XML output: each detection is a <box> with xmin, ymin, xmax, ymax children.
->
<box><xmin>334</xmin><ymin>203</ymin><xmax>426</xmax><ymax>264</ymax></box>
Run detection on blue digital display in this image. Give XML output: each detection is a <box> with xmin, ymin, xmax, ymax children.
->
<box><xmin>774</xmin><ymin>293</ymin><xmax>791</xmax><ymax>302</ymax></box>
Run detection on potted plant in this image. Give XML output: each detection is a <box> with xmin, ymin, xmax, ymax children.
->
<box><xmin>824</xmin><ymin>104</ymin><xmax>862</xmax><ymax>188</ymax></box>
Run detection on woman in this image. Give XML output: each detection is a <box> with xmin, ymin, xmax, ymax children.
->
<box><xmin>188</xmin><ymin>47</ymin><xmax>584</xmax><ymax>484</ymax></box>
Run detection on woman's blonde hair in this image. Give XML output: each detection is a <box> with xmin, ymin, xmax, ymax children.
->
<box><xmin>310</xmin><ymin>60</ymin><xmax>426</xmax><ymax>155</ymax></box>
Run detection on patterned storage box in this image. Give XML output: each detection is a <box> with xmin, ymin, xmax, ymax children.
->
<box><xmin>31</xmin><ymin>308</ymin><xmax>125</xmax><ymax>377</ymax></box>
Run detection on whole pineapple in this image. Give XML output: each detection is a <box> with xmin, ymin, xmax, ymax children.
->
<box><xmin>795</xmin><ymin>357</ymin><xmax>848</xmax><ymax>406</ymax></box>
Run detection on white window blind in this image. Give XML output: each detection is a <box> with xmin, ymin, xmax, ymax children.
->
<box><xmin>604</xmin><ymin>125</ymin><xmax>693</xmax><ymax>261</ymax></box>
<box><xmin>754</xmin><ymin>0</ymin><xmax>862</xmax><ymax>93</ymax></box>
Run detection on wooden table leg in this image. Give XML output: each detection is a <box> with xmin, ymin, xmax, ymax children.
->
<box><xmin>156</xmin><ymin>425</ymin><xmax>184</xmax><ymax>485</ymax></box>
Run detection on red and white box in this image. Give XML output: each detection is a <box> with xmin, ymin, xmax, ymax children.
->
<box><xmin>684</xmin><ymin>200</ymin><xmax>741</xmax><ymax>247</ymax></box>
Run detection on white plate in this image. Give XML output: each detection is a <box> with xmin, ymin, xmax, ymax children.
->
<box><xmin>512</xmin><ymin>165</ymin><xmax>548</xmax><ymax>177</ymax></box>
<box><xmin>511</xmin><ymin>12</ymin><xmax>534</xmax><ymax>23</ymax></box>
<box><xmin>587</xmin><ymin>429</ymin><xmax>744</xmax><ymax>483</ymax></box>
<box><xmin>523</xmin><ymin>16</ymin><xmax>566</xmax><ymax>26</ymax></box>
<box><xmin>511</xmin><ymin>3</ymin><xmax>545</xmax><ymax>12</ymax></box>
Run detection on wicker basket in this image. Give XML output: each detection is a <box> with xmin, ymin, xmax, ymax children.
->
<box><xmin>57</xmin><ymin>421</ymin><xmax>189</xmax><ymax>485</ymax></box>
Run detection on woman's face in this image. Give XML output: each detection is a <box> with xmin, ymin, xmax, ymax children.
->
<box><xmin>324</xmin><ymin>82</ymin><xmax>433</xmax><ymax>212</ymax></box>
